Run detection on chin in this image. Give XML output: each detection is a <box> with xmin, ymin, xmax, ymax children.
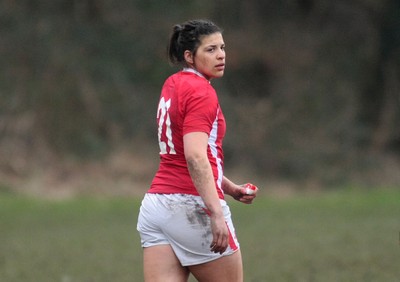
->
<box><xmin>214</xmin><ymin>71</ymin><xmax>225</xmax><ymax>78</ymax></box>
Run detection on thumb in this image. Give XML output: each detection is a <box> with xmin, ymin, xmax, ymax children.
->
<box><xmin>239</xmin><ymin>187</ymin><xmax>247</xmax><ymax>195</ymax></box>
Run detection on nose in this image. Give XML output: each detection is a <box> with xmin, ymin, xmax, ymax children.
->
<box><xmin>217</xmin><ymin>48</ymin><xmax>225</xmax><ymax>60</ymax></box>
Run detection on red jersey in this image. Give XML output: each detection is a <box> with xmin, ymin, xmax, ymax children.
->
<box><xmin>148</xmin><ymin>69</ymin><xmax>226</xmax><ymax>199</ymax></box>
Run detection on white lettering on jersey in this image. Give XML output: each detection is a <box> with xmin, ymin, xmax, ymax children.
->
<box><xmin>157</xmin><ymin>97</ymin><xmax>176</xmax><ymax>154</ymax></box>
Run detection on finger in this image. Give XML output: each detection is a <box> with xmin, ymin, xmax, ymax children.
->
<box><xmin>240</xmin><ymin>195</ymin><xmax>256</xmax><ymax>203</ymax></box>
<box><xmin>214</xmin><ymin>235</ymin><xmax>226</xmax><ymax>253</ymax></box>
<box><xmin>210</xmin><ymin>234</ymin><xmax>228</xmax><ymax>253</ymax></box>
<box><xmin>211</xmin><ymin>243</ymin><xmax>223</xmax><ymax>253</ymax></box>
<box><xmin>211</xmin><ymin>240</ymin><xmax>227</xmax><ymax>254</ymax></box>
<box><xmin>240</xmin><ymin>199</ymin><xmax>253</xmax><ymax>204</ymax></box>
<box><xmin>210</xmin><ymin>236</ymin><xmax>221</xmax><ymax>248</ymax></box>
<box><xmin>210</xmin><ymin>235</ymin><xmax>221</xmax><ymax>252</ymax></box>
<box><xmin>210</xmin><ymin>242</ymin><xmax>217</xmax><ymax>252</ymax></box>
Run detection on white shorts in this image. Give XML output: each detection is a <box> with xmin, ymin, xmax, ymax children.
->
<box><xmin>137</xmin><ymin>193</ymin><xmax>240</xmax><ymax>266</ymax></box>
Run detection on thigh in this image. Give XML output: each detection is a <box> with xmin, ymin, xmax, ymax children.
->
<box><xmin>143</xmin><ymin>245</ymin><xmax>189</xmax><ymax>282</ymax></box>
<box><xmin>188</xmin><ymin>250</ymin><xmax>243</xmax><ymax>282</ymax></box>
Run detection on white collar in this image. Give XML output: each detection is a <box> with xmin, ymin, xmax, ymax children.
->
<box><xmin>182</xmin><ymin>68</ymin><xmax>209</xmax><ymax>81</ymax></box>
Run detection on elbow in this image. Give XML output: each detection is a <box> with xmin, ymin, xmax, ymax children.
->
<box><xmin>186</xmin><ymin>153</ymin><xmax>204</xmax><ymax>169</ymax></box>
<box><xmin>185</xmin><ymin>152</ymin><xmax>209</xmax><ymax>173</ymax></box>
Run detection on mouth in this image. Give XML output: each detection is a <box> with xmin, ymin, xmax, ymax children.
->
<box><xmin>215</xmin><ymin>64</ymin><xmax>225</xmax><ymax>70</ymax></box>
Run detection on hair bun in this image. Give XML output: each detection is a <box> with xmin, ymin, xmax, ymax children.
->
<box><xmin>173</xmin><ymin>24</ymin><xmax>183</xmax><ymax>33</ymax></box>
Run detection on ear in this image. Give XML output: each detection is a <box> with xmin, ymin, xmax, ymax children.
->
<box><xmin>184</xmin><ymin>50</ymin><xmax>194</xmax><ymax>64</ymax></box>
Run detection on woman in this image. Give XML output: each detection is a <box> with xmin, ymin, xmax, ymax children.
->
<box><xmin>137</xmin><ymin>19</ymin><xmax>258</xmax><ymax>282</ymax></box>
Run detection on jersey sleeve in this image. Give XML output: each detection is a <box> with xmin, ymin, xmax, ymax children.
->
<box><xmin>182</xmin><ymin>86</ymin><xmax>218</xmax><ymax>136</ymax></box>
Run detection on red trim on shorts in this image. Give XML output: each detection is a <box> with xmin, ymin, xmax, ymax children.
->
<box><xmin>226</xmin><ymin>222</ymin><xmax>239</xmax><ymax>251</ymax></box>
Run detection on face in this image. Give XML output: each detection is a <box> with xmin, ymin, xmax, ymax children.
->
<box><xmin>185</xmin><ymin>32</ymin><xmax>226</xmax><ymax>80</ymax></box>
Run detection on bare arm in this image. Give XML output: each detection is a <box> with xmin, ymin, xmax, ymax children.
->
<box><xmin>183</xmin><ymin>132</ymin><xmax>228</xmax><ymax>254</ymax></box>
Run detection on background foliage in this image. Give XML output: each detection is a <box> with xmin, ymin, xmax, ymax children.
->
<box><xmin>1</xmin><ymin>0</ymin><xmax>399</xmax><ymax>194</ymax></box>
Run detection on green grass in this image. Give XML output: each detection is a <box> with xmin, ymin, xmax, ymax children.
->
<box><xmin>0</xmin><ymin>197</ymin><xmax>142</xmax><ymax>282</ymax></box>
<box><xmin>1</xmin><ymin>189</ymin><xmax>399</xmax><ymax>281</ymax></box>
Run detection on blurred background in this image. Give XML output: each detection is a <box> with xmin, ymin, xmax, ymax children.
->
<box><xmin>1</xmin><ymin>0</ymin><xmax>399</xmax><ymax>198</ymax></box>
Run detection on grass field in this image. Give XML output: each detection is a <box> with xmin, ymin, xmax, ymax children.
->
<box><xmin>0</xmin><ymin>189</ymin><xmax>399</xmax><ymax>281</ymax></box>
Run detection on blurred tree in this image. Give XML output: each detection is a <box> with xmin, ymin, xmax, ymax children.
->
<box><xmin>0</xmin><ymin>0</ymin><xmax>399</xmax><ymax>187</ymax></box>
<box><xmin>368</xmin><ymin>0</ymin><xmax>400</xmax><ymax>153</ymax></box>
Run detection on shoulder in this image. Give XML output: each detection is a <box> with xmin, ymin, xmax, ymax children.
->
<box><xmin>163</xmin><ymin>72</ymin><xmax>217</xmax><ymax>102</ymax></box>
<box><xmin>182</xmin><ymin>73</ymin><xmax>216</xmax><ymax>96</ymax></box>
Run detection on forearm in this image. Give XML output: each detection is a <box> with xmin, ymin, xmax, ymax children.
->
<box><xmin>186</xmin><ymin>155</ymin><xmax>223</xmax><ymax>216</ymax></box>
<box><xmin>222</xmin><ymin>176</ymin><xmax>239</xmax><ymax>196</ymax></box>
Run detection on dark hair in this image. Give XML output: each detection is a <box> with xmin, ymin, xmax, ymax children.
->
<box><xmin>168</xmin><ymin>19</ymin><xmax>222</xmax><ymax>65</ymax></box>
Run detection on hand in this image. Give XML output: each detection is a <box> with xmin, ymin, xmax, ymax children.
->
<box><xmin>209</xmin><ymin>213</ymin><xmax>229</xmax><ymax>254</ymax></box>
<box><xmin>231</xmin><ymin>183</ymin><xmax>259</xmax><ymax>204</ymax></box>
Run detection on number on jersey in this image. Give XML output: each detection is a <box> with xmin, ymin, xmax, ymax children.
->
<box><xmin>157</xmin><ymin>97</ymin><xmax>176</xmax><ymax>154</ymax></box>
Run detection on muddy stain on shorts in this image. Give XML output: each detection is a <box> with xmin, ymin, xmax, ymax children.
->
<box><xmin>183</xmin><ymin>197</ymin><xmax>213</xmax><ymax>248</ymax></box>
